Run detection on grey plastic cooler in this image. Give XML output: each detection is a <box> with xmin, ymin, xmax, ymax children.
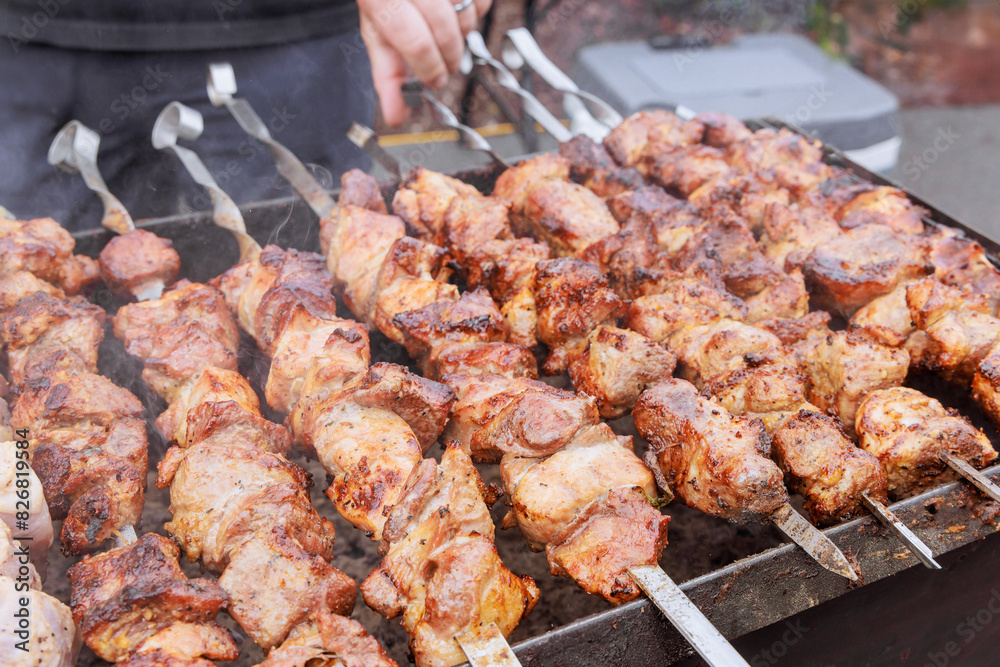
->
<box><xmin>573</xmin><ymin>33</ymin><xmax>901</xmax><ymax>172</ymax></box>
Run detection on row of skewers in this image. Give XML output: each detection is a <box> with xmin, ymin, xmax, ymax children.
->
<box><xmin>4</xmin><ymin>32</ymin><xmax>1000</xmax><ymax>667</ymax></box>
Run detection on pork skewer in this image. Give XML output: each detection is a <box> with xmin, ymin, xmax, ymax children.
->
<box><xmin>321</xmin><ymin>167</ymin><xmax>754</xmax><ymax>664</ymax></box>
<box><xmin>48</xmin><ymin>120</ymin><xmax>181</xmax><ymax>301</ymax></box>
<box><xmin>180</xmin><ymin>152</ymin><xmax>536</xmax><ymax>666</ymax></box>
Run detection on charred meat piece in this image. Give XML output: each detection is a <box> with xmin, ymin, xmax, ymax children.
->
<box><xmin>567</xmin><ymin>325</ymin><xmax>677</xmax><ymax>418</ymax></box>
<box><xmin>694</xmin><ymin>112</ymin><xmax>752</xmax><ymax>148</ymax></box>
<box><xmin>114</xmin><ymin>280</ymin><xmax>240</xmax><ymax>404</ymax></box>
<box><xmin>255</xmin><ymin>609</ymin><xmax>398</xmax><ymax>667</ymax></box>
<box><xmin>928</xmin><ymin>226</ymin><xmax>1000</xmax><ymax>315</ymax></box>
<box><xmin>633</xmin><ymin>378</ymin><xmax>788</xmax><ymax>519</ymax></box>
<box><xmin>672</xmin><ymin>206</ymin><xmax>785</xmax><ymax>298</ymax></box>
<box><xmin>650</xmin><ymin>144</ymin><xmax>735</xmax><ymax>198</ymax></box>
<box><xmin>905</xmin><ymin>277</ymin><xmax>1000</xmax><ymax>383</ymax></box>
<box><xmin>13</xmin><ymin>373</ymin><xmax>147</xmax><ymax>555</ymax></box>
<box><xmin>465</xmin><ymin>238</ymin><xmax>550</xmax><ymax>304</ymax></box>
<box><xmin>856</xmin><ymin>387</ymin><xmax>997</xmax><ymax>499</ymax></box>
<box><xmin>758</xmin><ymin>201</ymin><xmax>843</xmax><ymax>272</ymax></box>
<box><xmin>726</xmin><ymin>128</ymin><xmax>830</xmax><ymax>194</ymax></box>
<box><xmin>373</xmin><ymin>237</ymin><xmax>456</xmax><ymax>343</ymax></box>
<box><xmin>392</xmin><ymin>166</ymin><xmax>482</xmax><ymax>243</ymax></box>
<box><xmin>744</xmin><ymin>270</ymin><xmax>809</xmax><ymax>323</ymax></box>
<box><xmin>802</xmin><ymin>224</ymin><xmax>934</xmax><ymax>317</ymax></box>
<box><xmin>68</xmin><ymin>533</ymin><xmax>235</xmax><ymax>664</ymax></box>
<box><xmin>492</xmin><ymin>153</ymin><xmax>570</xmax><ymax>227</ymax></box>
<box><xmin>769</xmin><ymin>409</ymin><xmax>888</xmax><ymax>526</ymax></box>
<box><xmin>670</xmin><ymin>319</ymin><xmax>793</xmax><ymax>389</ymax></box>
<box><xmin>558</xmin><ymin>134</ymin><xmax>645</xmax><ymax>198</ymax></box>
<box><xmin>338</xmin><ymin>168</ymin><xmax>388</xmax><ymax>214</ymax></box>
<box><xmin>834</xmin><ymin>185</ymin><xmax>925</xmax><ymax>235</ymax></box>
<box><xmin>442</xmin><ymin>195</ymin><xmax>513</xmax><ymax>266</ymax></box>
<box><xmin>797</xmin><ymin>327</ymin><xmax>910</xmax><ymax>433</ymax></box>
<box><xmin>522</xmin><ymin>179</ymin><xmax>620</xmax><ymax>257</ymax></box>
<box><xmin>603</xmin><ymin>110</ymin><xmax>703</xmax><ymax>173</ymax></box>
<box><xmin>627</xmin><ymin>272</ymin><xmax>747</xmax><ymax>343</ymax></box>
<box><xmin>98</xmin><ymin>229</ymin><xmax>181</xmax><ymax>300</ymax></box>
<box><xmin>425</xmin><ymin>341</ymin><xmax>538</xmax><ymax>381</ymax></box>
<box><xmin>362</xmin><ymin>446</ymin><xmax>538</xmax><ymax>667</ymax></box>
<box><xmin>0</xmin><ymin>216</ymin><xmax>99</xmax><ymax>294</ymax></box>
<box><xmin>533</xmin><ymin>258</ymin><xmax>625</xmax><ymax>374</ymax></box>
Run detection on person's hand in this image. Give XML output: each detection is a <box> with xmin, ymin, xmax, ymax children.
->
<box><xmin>358</xmin><ymin>0</ymin><xmax>492</xmax><ymax>126</ymax></box>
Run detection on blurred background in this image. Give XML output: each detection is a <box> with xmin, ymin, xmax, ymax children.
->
<box><xmin>378</xmin><ymin>0</ymin><xmax>1000</xmax><ymax>235</ymax></box>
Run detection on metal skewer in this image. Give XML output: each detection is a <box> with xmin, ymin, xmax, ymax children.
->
<box><xmin>770</xmin><ymin>503</ymin><xmax>858</xmax><ymax>581</ymax></box>
<box><xmin>502</xmin><ymin>27</ymin><xmax>620</xmax><ymax>141</ymax></box>
<box><xmin>206</xmin><ymin>62</ymin><xmax>336</xmax><ymax>220</ymax></box>
<box><xmin>153</xmin><ymin>102</ymin><xmax>261</xmax><ymax>263</ymax></box>
<box><xmin>345</xmin><ymin>122</ymin><xmax>405</xmax><ymax>180</ymax></box>
<box><xmin>940</xmin><ymin>451</ymin><xmax>1000</xmax><ymax>503</ymax></box>
<box><xmin>401</xmin><ymin>79</ymin><xmax>512</xmax><ymax>169</ymax></box>
<box><xmin>456</xmin><ymin>623</ymin><xmax>523</xmax><ymax>667</ymax></box>
<box><xmin>859</xmin><ymin>492</ymin><xmax>941</xmax><ymax>569</ymax></box>
<box><xmin>48</xmin><ymin>121</ymin><xmax>135</xmax><ymax>235</ymax></box>
<box><xmin>628</xmin><ymin>565</ymin><xmax>750</xmax><ymax>666</ymax></box>
<box><xmin>464</xmin><ymin>30</ymin><xmax>573</xmax><ymax>143</ymax></box>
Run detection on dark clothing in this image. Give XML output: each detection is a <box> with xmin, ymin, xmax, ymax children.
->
<box><xmin>0</xmin><ymin>29</ymin><xmax>375</xmax><ymax>230</ymax></box>
<box><xmin>0</xmin><ymin>0</ymin><xmax>357</xmax><ymax>51</ymax></box>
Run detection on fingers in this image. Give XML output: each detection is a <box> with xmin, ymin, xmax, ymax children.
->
<box><xmin>361</xmin><ymin>14</ymin><xmax>410</xmax><ymax>126</ymax></box>
<box><xmin>363</xmin><ymin>0</ymin><xmax>450</xmax><ymax>88</ymax></box>
<box><xmin>410</xmin><ymin>0</ymin><xmax>465</xmax><ymax>73</ymax></box>
<box><xmin>471</xmin><ymin>0</ymin><xmax>493</xmax><ymax>31</ymax></box>
<box><xmin>453</xmin><ymin>0</ymin><xmax>479</xmax><ymax>35</ymax></box>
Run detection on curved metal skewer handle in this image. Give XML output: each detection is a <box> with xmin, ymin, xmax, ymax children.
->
<box><xmin>152</xmin><ymin>102</ymin><xmax>261</xmax><ymax>263</ymax></box>
<box><xmin>456</xmin><ymin>622</ymin><xmax>523</xmax><ymax>667</ymax></box>
<box><xmin>207</xmin><ymin>62</ymin><xmax>336</xmax><ymax>219</ymax></box>
<box><xmin>48</xmin><ymin>121</ymin><xmax>135</xmax><ymax>235</ymax></box>
<box><xmin>464</xmin><ymin>31</ymin><xmax>572</xmax><ymax>143</ymax></box>
<box><xmin>502</xmin><ymin>27</ymin><xmax>623</xmax><ymax>130</ymax></box>
<box><xmin>401</xmin><ymin>80</ymin><xmax>510</xmax><ymax>169</ymax></box>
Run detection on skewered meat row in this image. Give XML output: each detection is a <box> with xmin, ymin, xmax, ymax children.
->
<box><xmin>365</xmin><ymin>171</ymin><xmax>676</xmax><ymax>603</ymax></box>
<box><xmin>98</xmin><ymin>228</ymin><xmax>182</xmax><ymax>301</ymax></box>
<box><xmin>0</xmin><ymin>270</ymin><xmax>148</xmax><ymax>556</ymax></box>
<box><xmin>0</xmin><ymin>522</ymin><xmax>78</xmax><ymax>666</ymax></box>
<box><xmin>210</xmin><ymin>207</ymin><xmax>537</xmax><ymax>667</ymax></box>
<box><xmin>112</xmin><ymin>276</ymin><xmax>394</xmax><ymax>663</ymax></box>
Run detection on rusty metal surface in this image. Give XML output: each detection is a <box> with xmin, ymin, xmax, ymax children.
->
<box><xmin>70</xmin><ymin>130</ymin><xmax>1000</xmax><ymax>666</ymax></box>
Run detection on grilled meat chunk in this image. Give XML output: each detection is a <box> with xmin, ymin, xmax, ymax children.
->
<box><xmin>567</xmin><ymin>325</ymin><xmax>677</xmax><ymax>418</ymax></box>
<box><xmin>13</xmin><ymin>373</ymin><xmax>147</xmax><ymax>555</ymax></box>
<box><xmin>558</xmin><ymin>134</ymin><xmax>645</xmax><ymax>198</ymax></box>
<box><xmin>726</xmin><ymin>128</ymin><xmax>830</xmax><ymax>194</ymax></box>
<box><xmin>905</xmin><ymin>277</ymin><xmax>1000</xmax><ymax>383</ymax></box>
<box><xmin>363</xmin><ymin>446</ymin><xmax>538</xmax><ymax>667</ymax></box>
<box><xmin>833</xmin><ymin>185</ymin><xmax>925</xmax><ymax>235</ymax></box>
<box><xmin>695</xmin><ymin>112</ymin><xmax>752</xmax><ymax>148</ymax></box>
<box><xmin>338</xmin><ymin>168</ymin><xmax>388</xmax><ymax>214</ymax></box>
<box><xmin>603</xmin><ymin>110</ymin><xmax>703</xmax><ymax>173</ymax></box>
<box><xmin>533</xmin><ymin>258</ymin><xmax>625</xmax><ymax>373</ymax></box>
<box><xmin>770</xmin><ymin>409</ymin><xmax>888</xmax><ymax>526</ymax></box>
<box><xmin>442</xmin><ymin>195</ymin><xmax>513</xmax><ymax>266</ymax></box>
<box><xmin>522</xmin><ymin>179</ymin><xmax>620</xmax><ymax>257</ymax></box>
<box><xmin>633</xmin><ymin>379</ymin><xmax>788</xmax><ymax>519</ymax></box>
<box><xmin>928</xmin><ymin>226</ymin><xmax>1000</xmax><ymax>315</ymax></box>
<box><xmin>856</xmin><ymin>387</ymin><xmax>997</xmax><ymax>498</ymax></box>
<box><xmin>392</xmin><ymin>167</ymin><xmax>482</xmax><ymax>243</ymax></box>
<box><xmin>627</xmin><ymin>273</ymin><xmax>748</xmax><ymax>343</ymax></box>
<box><xmin>465</xmin><ymin>238</ymin><xmax>550</xmax><ymax>304</ymax></box>
<box><xmin>802</xmin><ymin>224</ymin><xmax>933</xmax><ymax>317</ymax></box>
<box><xmin>255</xmin><ymin>609</ymin><xmax>398</xmax><ymax>667</ymax></box>
<box><xmin>650</xmin><ymin>144</ymin><xmax>735</xmax><ymax>198</ymax></box>
<box><xmin>0</xmin><ymin>216</ymin><xmax>99</xmax><ymax>294</ymax></box>
<box><xmin>492</xmin><ymin>153</ymin><xmax>571</xmax><ymax>221</ymax></box>
<box><xmin>114</xmin><ymin>281</ymin><xmax>239</xmax><ymax>404</ymax></box>
<box><xmin>99</xmin><ymin>229</ymin><xmax>181</xmax><ymax>300</ymax></box>
<box><xmin>68</xmin><ymin>533</ymin><xmax>235</xmax><ymax>664</ymax></box>
<box><xmin>797</xmin><ymin>327</ymin><xmax>910</xmax><ymax>433</ymax></box>
<box><xmin>758</xmin><ymin>202</ymin><xmax>843</xmax><ymax>272</ymax></box>
<box><xmin>671</xmin><ymin>319</ymin><xmax>792</xmax><ymax>389</ymax></box>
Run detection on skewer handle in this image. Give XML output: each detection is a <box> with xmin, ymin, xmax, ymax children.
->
<box><xmin>628</xmin><ymin>565</ymin><xmax>750</xmax><ymax>667</ymax></box>
<box><xmin>456</xmin><ymin>622</ymin><xmax>523</xmax><ymax>667</ymax></box>
<box><xmin>940</xmin><ymin>451</ymin><xmax>1000</xmax><ymax>503</ymax></box>
<box><xmin>401</xmin><ymin>80</ymin><xmax>511</xmax><ymax>169</ymax></box>
<box><xmin>860</xmin><ymin>492</ymin><xmax>941</xmax><ymax>570</ymax></box>
<box><xmin>207</xmin><ymin>62</ymin><xmax>336</xmax><ymax>220</ymax></box>
<box><xmin>152</xmin><ymin>102</ymin><xmax>261</xmax><ymax>263</ymax></box>
<box><xmin>502</xmin><ymin>27</ymin><xmax>622</xmax><ymax>136</ymax></box>
<box><xmin>48</xmin><ymin>121</ymin><xmax>135</xmax><ymax>235</ymax></box>
<box><xmin>464</xmin><ymin>31</ymin><xmax>573</xmax><ymax>143</ymax></box>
